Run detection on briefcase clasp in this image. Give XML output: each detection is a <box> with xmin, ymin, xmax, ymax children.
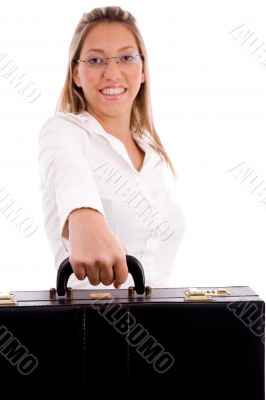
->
<box><xmin>184</xmin><ymin>288</ymin><xmax>231</xmax><ymax>302</ymax></box>
<box><xmin>0</xmin><ymin>292</ymin><xmax>17</xmax><ymax>306</ymax></box>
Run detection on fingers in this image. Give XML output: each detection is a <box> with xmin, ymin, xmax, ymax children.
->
<box><xmin>84</xmin><ymin>261</ymin><xmax>101</xmax><ymax>286</ymax></box>
<box><xmin>69</xmin><ymin>256</ymin><xmax>86</xmax><ymax>280</ymax></box>
<box><xmin>69</xmin><ymin>253</ymin><xmax>128</xmax><ymax>288</ymax></box>
<box><xmin>69</xmin><ymin>256</ymin><xmax>101</xmax><ymax>285</ymax></box>
<box><xmin>113</xmin><ymin>254</ymin><xmax>128</xmax><ymax>286</ymax></box>
<box><xmin>97</xmin><ymin>254</ymin><xmax>128</xmax><ymax>287</ymax></box>
<box><xmin>99</xmin><ymin>262</ymin><xmax>115</xmax><ymax>286</ymax></box>
<box><xmin>112</xmin><ymin>243</ymin><xmax>128</xmax><ymax>288</ymax></box>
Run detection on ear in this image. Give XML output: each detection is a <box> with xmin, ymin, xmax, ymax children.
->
<box><xmin>73</xmin><ymin>63</ymin><xmax>81</xmax><ymax>87</ymax></box>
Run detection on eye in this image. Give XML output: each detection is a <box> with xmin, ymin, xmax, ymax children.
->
<box><xmin>120</xmin><ymin>55</ymin><xmax>136</xmax><ymax>62</ymax></box>
<box><xmin>88</xmin><ymin>57</ymin><xmax>104</xmax><ymax>64</ymax></box>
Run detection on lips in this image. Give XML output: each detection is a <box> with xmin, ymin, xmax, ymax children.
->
<box><xmin>99</xmin><ymin>88</ymin><xmax>127</xmax><ymax>100</ymax></box>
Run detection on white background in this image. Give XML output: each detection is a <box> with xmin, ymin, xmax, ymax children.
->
<box><xmin>0</xmin><ymin>0</ymin><xmax>265</xmax><ymax>304</ymax></box>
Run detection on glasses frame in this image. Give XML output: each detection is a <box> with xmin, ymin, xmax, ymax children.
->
<box><xmin>75</xmin><ymin>53</ymin><xmax>144</xmax><ymax>67</ymax></box>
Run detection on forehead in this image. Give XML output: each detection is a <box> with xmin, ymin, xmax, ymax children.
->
<box><xmin>82</xmin><ymin>22</ymin><xmax>138</xmax><ymax>53</ymax></box>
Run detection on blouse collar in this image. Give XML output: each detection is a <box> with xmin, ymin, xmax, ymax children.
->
<box><xmin>59</xmin><ymin>111</ymin><xmax>162</xmax><ymax>175</ymax></box>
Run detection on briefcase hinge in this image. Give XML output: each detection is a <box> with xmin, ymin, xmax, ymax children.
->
<box><xmin>184</xmin><ymin>288</ymin><xmax>231</xmax><ymax>302</ymax></box>
<box><xmin>0</xmin><ymin>292</ymin><xmax>17</xmax><ymax>306</ymax></box>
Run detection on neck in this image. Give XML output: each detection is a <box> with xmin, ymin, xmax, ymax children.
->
<box><xmin>87</xmin><ymin>109</ymin><xmax>132</xmax><ymax>144</ymax></box>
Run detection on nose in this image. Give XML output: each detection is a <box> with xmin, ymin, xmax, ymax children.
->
<box><xmin>103</xmin><ymin>59</ymin><xmax>123</xmax><ymax>79</ymax></box>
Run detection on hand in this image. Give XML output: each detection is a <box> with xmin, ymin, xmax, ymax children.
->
<box><xmin>67</xmin><ymin>208</ymin><xmax>128</xmax><ymax>288</ymax></box>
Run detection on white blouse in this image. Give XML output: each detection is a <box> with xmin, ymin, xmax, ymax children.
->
<box><xmin>38</xmin><ymin>111</ymin><xmax>186</xmax><ymax>289</ymax></box>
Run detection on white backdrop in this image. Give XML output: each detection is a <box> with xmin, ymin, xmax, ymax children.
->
<box><xmin>0</xmin><ymin>0</ymin><xmax>265</xmax><ymax>303</ymax></box>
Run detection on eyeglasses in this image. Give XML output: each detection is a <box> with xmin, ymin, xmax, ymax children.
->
<box><xmin>75</xmin><ymin>53</ymin><xmax>143</xmax><ymax>69</ymax></box>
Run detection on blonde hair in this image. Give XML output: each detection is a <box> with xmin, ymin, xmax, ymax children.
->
<box><xmin>56</xmin><ymin>6</ymin><xmax>177</xmax><ymax>179</ymax></box>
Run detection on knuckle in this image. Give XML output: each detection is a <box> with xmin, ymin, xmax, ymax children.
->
<box><xmin>70</xmin><ymin>255</ymin><xmax>92</xmax><ymax>268</ymax></box>
<box><xmin>95</xmin><ymin>256</ymin><xmax>111</xmax><ymax>266</ymax></box>
<box><xmin>69</xmin><ymin>256</ymin><xmax>90</xmax><ymax>280</ymax></box>
<box><xmin>116</xmin><ymin>253</ymin><xmax>127</xmax><ymax>264</ymax></box>
<box><xmin>69</xmin><ymin>255</ymin><xmax>84</xmax><ymax>266</ymax></box>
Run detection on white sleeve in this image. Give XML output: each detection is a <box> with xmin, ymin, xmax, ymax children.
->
<box><xmin>38</xmin><ymin>114</ymin><xmax>105</xmax><ymax>240</ymax></box>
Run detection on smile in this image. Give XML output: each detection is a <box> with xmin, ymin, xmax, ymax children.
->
<box><xmin>99</xmin><ymin>88</ymin><xmax>127</xmax><ymax>100</ymax></box>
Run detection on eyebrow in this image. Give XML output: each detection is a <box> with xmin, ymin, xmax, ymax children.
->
<box><xmin>85</xmin><ymin>46</ymin><xmax>137</xmax><ymax>54</ymax></box>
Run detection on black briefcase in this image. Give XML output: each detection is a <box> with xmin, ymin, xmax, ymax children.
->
<box><xmin>0</xmin><ymin>255</ymin><xmax>264</xmax><ymax>400</ymax></box>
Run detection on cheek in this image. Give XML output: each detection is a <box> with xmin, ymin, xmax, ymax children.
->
<box><xmin>80</xmin><ymin>70</ymin><xmax>98</xmax><ymax>88</ymax></box>
<box><xmin>130</xmin><ymin>67</ymin><xmax>143</xmax><ymax>86</ymax></box>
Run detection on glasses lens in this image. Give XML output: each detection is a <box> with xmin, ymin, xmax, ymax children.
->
<box><xmin>86</xmin><ymin>54</ymin><xmax>141</xmax><ymax>68</ymax></box>
<box><xmin>88</xmin><ymin>57</ymin><xmax>105</xmax><ymax>66</ymax></box>
<box><xmin>119</xmin><ymin>54</ymin><xmax>139</xmax><ymax>64</ymax></box>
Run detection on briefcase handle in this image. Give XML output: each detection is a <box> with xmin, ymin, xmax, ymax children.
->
<box><xmin>56</xmin><ymin>255</ymin><xmax>146</xmax><ymax>296</ymax></box>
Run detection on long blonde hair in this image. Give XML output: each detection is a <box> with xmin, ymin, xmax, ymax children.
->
<box><xmin>56</xmin><ymin>6</ymin><xmax>177</xmax><ymax>179</ymax></box>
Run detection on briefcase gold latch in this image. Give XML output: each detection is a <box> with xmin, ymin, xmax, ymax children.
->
<box><xmin>90</xmin><ymin>292</ymin><xmax>112</xmax><ymax>300</ymax></box>
<box><xmin>0</xmin><ymin>292</ymin><xmax>17</xmax><ymax>306</ymax></box>
<box><xmin>184</xmin><ymin>288</ymin><xmax>231</xmax><ymax>302</ymax></box>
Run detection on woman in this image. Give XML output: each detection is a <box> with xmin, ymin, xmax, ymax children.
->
<box><xmin>38</xmin><ymin>6</ymin><xmax>185</xmax><ymax>290</ymax></box>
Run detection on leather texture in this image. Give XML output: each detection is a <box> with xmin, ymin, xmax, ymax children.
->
<box><xmin>0</xmin><ymin>258</ymin><xmax>264</xmax><ymax>399</ymax></box>
<box><xmin>0</xmin><ymin>292</ymin><xmax>264</xmax><ymax>399</ymax></box>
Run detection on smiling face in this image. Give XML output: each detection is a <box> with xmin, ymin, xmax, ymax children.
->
<box><xmin>73</xmin><ymin>22</ymin><xmax>145</xmax><ymax>124</ymax></box>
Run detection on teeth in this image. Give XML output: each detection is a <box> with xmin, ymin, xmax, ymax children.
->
<box><xmin>101</xmin><ymin>88</ymin><xmax>126</xmax><ymax>95</ymax></box>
